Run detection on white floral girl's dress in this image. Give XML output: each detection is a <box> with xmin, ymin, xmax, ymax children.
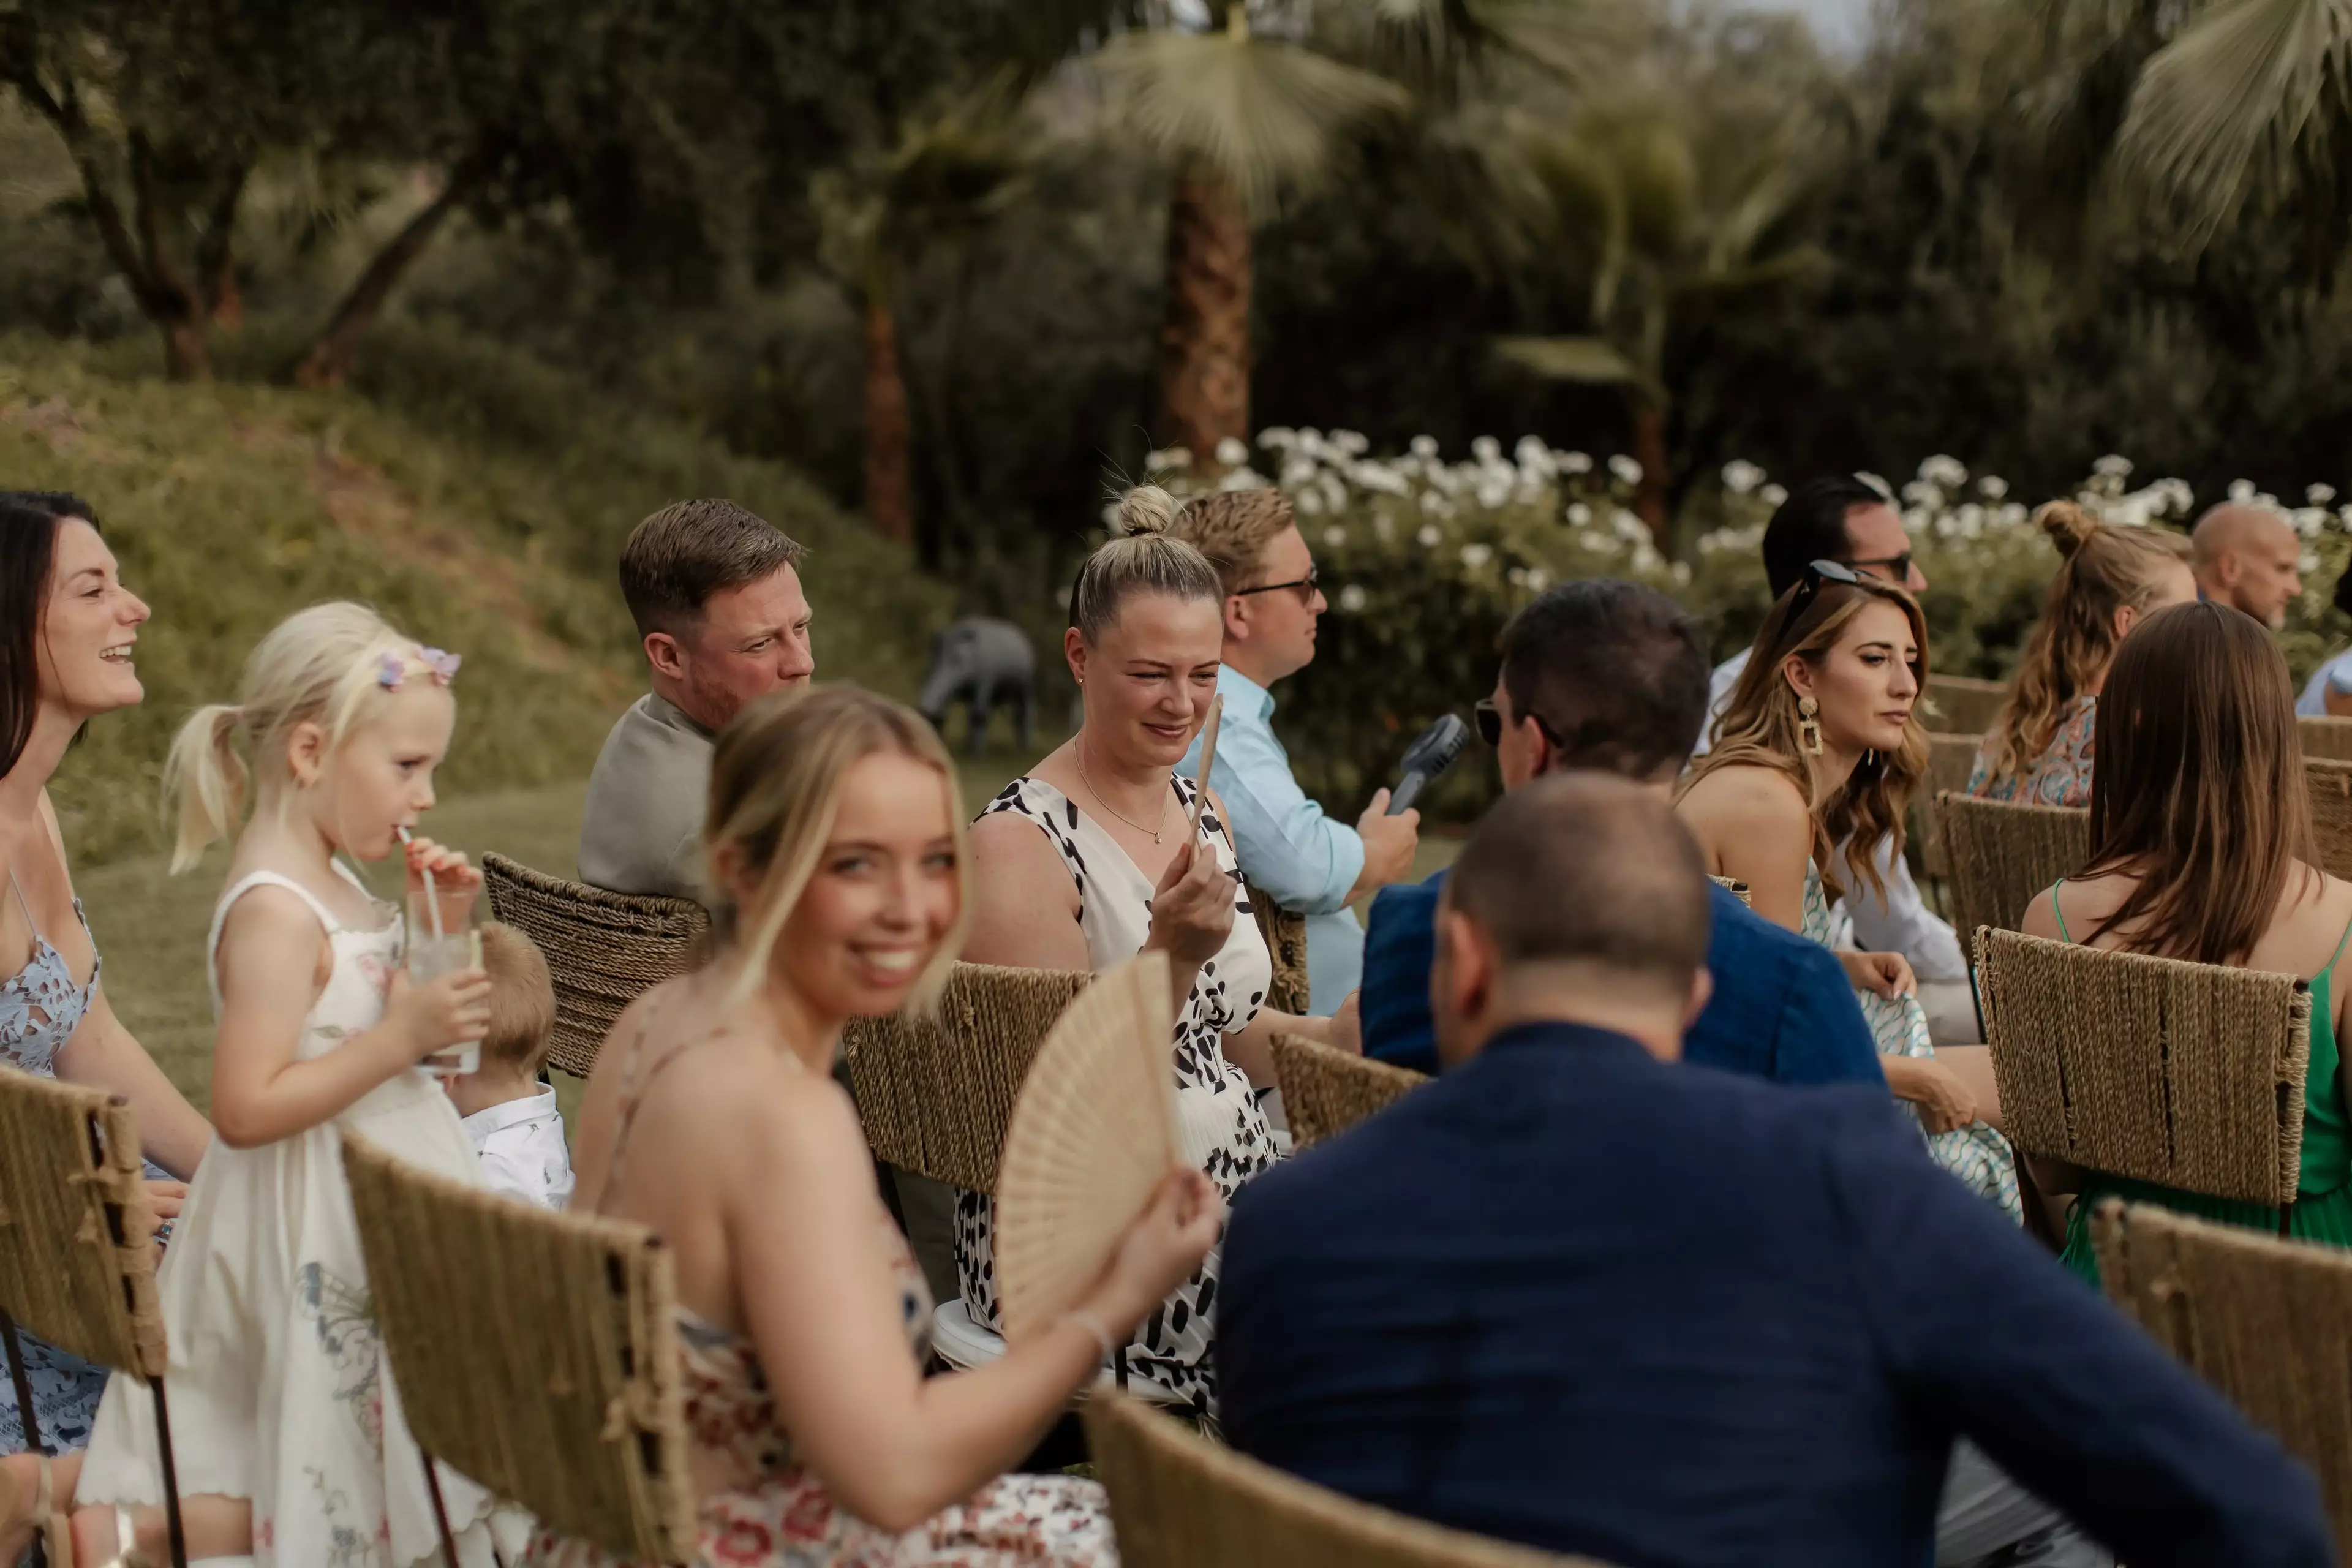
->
<box><xmin>1804</xmin><ymin>862</ymin><xmax>2022</xmax><ymax>1224</ymax></box>
<box><xmin>76</xmin><ymin>865</ymin><xmax>529</xmax><ymax>1567</ymax></box>
<box><xmin>956</xmin><ymin>776</ymin><xmax>1278</xmax><ymax>1421</ymax></box>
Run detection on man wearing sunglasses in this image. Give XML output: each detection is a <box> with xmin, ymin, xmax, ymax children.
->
<box><xmin>1172</xmin><ymin>490</ymin><xmax>1420</xmax><ymax>1014</ymax></box>
<box><xmin>1693</xmin><ymin>475</ymin><xmax>1977</xmax><ymax>1044</ymax></box>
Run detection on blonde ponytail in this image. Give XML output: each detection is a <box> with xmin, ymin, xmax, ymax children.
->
<box><xmin>163</xmin><ymin>704</ymin><xmax>249</xmax><ymax>872</ymax></box>
<box><xmin>157</xmin><ymin>602</ymin><xmax>450</xmax><ymax>874</ymax></box>
<box><xmin>1069</xmin><ymin>484</ymin><xmax>1224</xmax><ymax>641</ymax></box>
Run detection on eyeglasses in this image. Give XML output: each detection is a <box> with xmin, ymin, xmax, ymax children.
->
<box><xmin>1845</xmin><ymin>551</ymin><xmax>1915</xmax><ymax>584</ymax></box>
<box><xmin>1474</xmin><ymin>696</ymin><xmax>1562</xmax><ymax>748</ymax></box>
<box><xmin>1234</xmin><ymin>566</ymin><xmax>1320</xmax><ymax>601</ymax></box>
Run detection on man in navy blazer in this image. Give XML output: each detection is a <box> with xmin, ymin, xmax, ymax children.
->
<box><xmin>1355</xmin><ymin>578</ymin><xmax>1883</xmax><ymax>1088</ymax></box>
<box><xmin>1223</xmin><ymin>777</ymin><xmax>2331</xmax><ymax>1568</ymax></box>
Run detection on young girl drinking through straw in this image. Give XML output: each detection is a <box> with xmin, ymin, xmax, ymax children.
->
<box><xmin>59</xmin><ymin>603</ymin><xmax>522</xmax><ymax>1567</ymax></box>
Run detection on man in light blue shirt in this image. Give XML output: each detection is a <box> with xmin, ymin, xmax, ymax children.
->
<box><xmin>1174</xmin><ymin>490</ymin><xmax>1419</xmax><ymax>1012</ymax></box>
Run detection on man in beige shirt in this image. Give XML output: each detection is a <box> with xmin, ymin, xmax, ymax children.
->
<box><xmin>579</xmin><ymin>499</ymin><xmax>814</xmax><ymax>906</ymax></box>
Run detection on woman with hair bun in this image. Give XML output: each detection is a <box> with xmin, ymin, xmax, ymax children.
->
<box><xmin>960</xmin><ymin>485</ymin><xmax>1352</xmax><ymax>1422</ymax></box>
<box><xmin>1969</xmin><ymin>501</ymin><xmax>2195</xmax><ymax>807</ymax></box>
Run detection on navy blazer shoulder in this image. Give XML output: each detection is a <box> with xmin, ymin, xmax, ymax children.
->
<box><xmin>1362</xmin><ymin>872</ymin><xmax>1884</xmax><ymax>1087</ymax></box>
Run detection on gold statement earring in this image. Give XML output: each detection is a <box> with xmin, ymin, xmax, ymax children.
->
<box><xmin>1797</xmin><ymin>696</ymin><xmax>1824</xmax><ymax>757</ymax></box>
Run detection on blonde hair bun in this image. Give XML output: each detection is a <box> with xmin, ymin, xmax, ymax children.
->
<box><xmin>1114</xmin><ymin>485</ymin><xmax>1180</xmax><ymax>538</ymax></box>
<box><xmin>2035</xmin><ymin>499</ymin><xmax>2101</xmax><ymax>556</ymax></box>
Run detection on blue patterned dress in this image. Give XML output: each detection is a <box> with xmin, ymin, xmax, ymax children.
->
<box><xmin>1803</xmin><ymin>863</ymin><xmax>2022</xmax><ymax>1223</ymax></box>
<box><xmin>0</xmin><ymin>872</ymin><xmax>165</xmax><ymax>1453</ymax></box>
<box><xmin>1967</xmin><ymin>695</ymin><xmax>2097</xmax><ymax>809</ymax></box>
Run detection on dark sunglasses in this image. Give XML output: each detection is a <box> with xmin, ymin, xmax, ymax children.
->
<box><xmin>1787</xmin><ymin>557</ymin><xmax>1870</xmax><ymax>618</ymax></box>
<box><xmin>1474</xmin><ymin>696</ymin><xmax>1562</xmax><ymax>748</ymax></box>
<box><xmin>1846</xmin><ymin>551</ymin><xmax>1915</xmax><ymax>583</ymax></box>
<box><xmin>1234</xmin><ymin>566</ymin><xmax>1320</xmax><ymax>600</ymax></box>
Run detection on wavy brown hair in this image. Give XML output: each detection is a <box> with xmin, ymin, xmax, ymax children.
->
<box><xmin>2079</xmin><ymin>600</ymin><xmax>2316</xmax><ymax>963</ymax></box>
<box><xmin>1680</xmin><ymin>575</ymin><xmax>1929</xmax><ymax>903</ymax></box>
<box><xmin>1982</xmin><ymin>502</ymin><xmax>2192</xmax><ymax>787</ymax></box>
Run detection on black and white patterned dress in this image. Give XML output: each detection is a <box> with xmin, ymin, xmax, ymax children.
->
<box><xmin>956</xmin><ymin>775</ymin><xmax>1278</xmax><ymax>1419</ymax></box>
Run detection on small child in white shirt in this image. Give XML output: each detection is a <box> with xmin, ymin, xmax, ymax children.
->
<box><xmin>447</xmin><ymin>921</ymin><xmax>576</xmax><ymax>1209</ymax></box>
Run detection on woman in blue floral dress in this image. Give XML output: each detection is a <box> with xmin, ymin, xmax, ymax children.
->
<box><xmin>1679</xmin><ymin>562</ymin><xmax>2019</xmax><ymax>1221</ymax></box>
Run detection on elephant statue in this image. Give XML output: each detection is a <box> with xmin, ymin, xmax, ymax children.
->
<box><xmin>917</xmin><ymin>616</ymin><xmax>1036</xmax><ymax>757</ymax></box>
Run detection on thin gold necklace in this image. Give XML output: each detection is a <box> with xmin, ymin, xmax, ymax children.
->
<box><xmin>1076</xmin><ymin>748</ymin><xmax>1172</xmax><ymax>844</ymax></box>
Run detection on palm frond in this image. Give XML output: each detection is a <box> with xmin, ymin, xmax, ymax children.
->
<box><xmin>1091</xmin><ymin>24</ymin><xmax>1411</xmax><ymax>214</ymax></box>
<box><xmin>2112</xmin><ymin>0</ymin><xmax>2352</xmax><ymax>242</ymax></box>
<box><xmin>1348</xmin><ymin>0</ymin><xmax>1626</xmax><ymax>97</ymax></box>
<box><xmin>1494</xmin><ymin>333</ymin><xmax>1658</xmax><ymax>398</ymax></box>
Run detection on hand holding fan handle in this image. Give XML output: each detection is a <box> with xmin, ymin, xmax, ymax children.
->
<box><xmin>1065</xmin><ymin>1165</ymin><xmax>1224</xmax><ymax>1340</ymax></box>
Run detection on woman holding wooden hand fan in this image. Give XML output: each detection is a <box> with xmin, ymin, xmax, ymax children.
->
<box><xmin>962</xmin><ymin>486</ymin><xmax>1357</xmax><ymax>1423</ymax></box>
<box><xmin>532</xmin><ymin>685</ymin><xmax>1219</xmax><ymax>1567</ymax></box>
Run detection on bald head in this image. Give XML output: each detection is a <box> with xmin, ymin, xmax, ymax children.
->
<box><xmin>2191</xmin><ymin>504</ymin><xmax>2302</xmax><ymax>630</ymax></box>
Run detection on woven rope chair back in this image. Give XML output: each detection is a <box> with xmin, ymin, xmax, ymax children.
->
<box><xmin>2308</xmin><ymin>760</ymin><xmax>2352</xmax><ymax>881</ymax></box>
<box><xmin>1916</xmin><ymin>733</ymin><xmax>1984</xmax><ymax>883</ymax></box>
<box><xmin>481</xmin><ymin>854</ymin><xmax>711</xmax><ymax>1078</ymax></box>
<box><xmin>2092</xmin><ymin>1200</ymin><xmax>2352</xmax><ymax>1555</ymax></box>
<box><xmin>1708</xmin><ymin>875</ymin><xmax>1751</xmax><ymax>906</ymax></box>
<box><xmin>2302</xmin><ymin>715</ymin><xmax>2352</xmax><ymax>764</ymax></box>
<box><xmin>341</xmin><ymin>1132</ymin><xmax>697</xmax><ymax>1562</ymax></box>
<box><xmin>1923</xmin><ymin>674</ymin><xmax>2008</xmax><ymax>737</ymax></box>
<box><xmin>1940</xmin><ymin>795</ymin><xmax>2089</xmax><ymax>973</ymax></box>
<box><xmin>0</xmin><ymin>1067</ymin><xmax>164</xmax><ymax>1381</ymax></box>
<box><xmin>1084</xmin><ymin>1393</ymin><xmax>1595</xmax><ymax>1567</ymax></box>
<box><xmin>1272</xmin><ymin>1035</ymin><xmax>1427</xmax><ymax>1151</ymax></box>
<box><xmin>840</xmin><ymin>962</ymin><xmax>1093</xmax><ymax>1193</ymax></box>
<box><xmin>1246</xmin><ymin>881</ymin><xmax>1312</xmax><ymax>1016</ymax></box>
<box><xmin>1977</xmin><ymin>928</ymin><xmax>2310</xmax><ymax>1204</ymax></box>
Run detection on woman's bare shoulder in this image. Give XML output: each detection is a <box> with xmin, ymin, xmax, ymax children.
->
<box><xmin>1680</xmin><ymin>763</ymin><xmax>1809</xmax><ymax>830</ymax></box>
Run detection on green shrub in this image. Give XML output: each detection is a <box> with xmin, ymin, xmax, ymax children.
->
<box><xmin>1</xmin><ymin>333</ymin><xmax>944</xmax><ymax>862</ymax></box>
<box><xmin>1157</xmin><ymin>437</ymin><xmax>2352</xmax><ymax>824</ymax></box>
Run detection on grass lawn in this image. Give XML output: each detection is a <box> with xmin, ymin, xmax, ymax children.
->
<box><xmin>83</xmin><ymin>744</ymin><xmax>1464</xmax><ymax>1125</ymax></box>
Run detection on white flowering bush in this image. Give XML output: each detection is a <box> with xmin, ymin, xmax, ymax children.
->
<box><xmin>1146</xmin><ymin>434</ymin><xmax>2352</xmax><ymax>819</ymax></box>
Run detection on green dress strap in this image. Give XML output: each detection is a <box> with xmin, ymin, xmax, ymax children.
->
<box><xmin>2049</xmin><ymin>878</ymin><xmax>2072</xmax><ymax>944</ymax></box>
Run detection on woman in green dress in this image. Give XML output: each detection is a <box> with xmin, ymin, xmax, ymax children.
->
<box><xmin>2022</xmin><ymin>599</ymin><xmax>2352</xmax><ymax>1283</ymax></box>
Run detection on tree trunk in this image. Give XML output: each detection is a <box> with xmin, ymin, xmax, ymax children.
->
<box><xmin>161</xmin><ymin>310</ymin><xmax>211</xmax><ymax>381</ymax></box>
<box><xmin>1632</xmin><ymin>397</ymin><xmax>1670</xmax><ymax>543</ymax></box>
<box><xmin>862</xmin><ymin>295</ymin><xmax>914</xmax><ymax>546</ymax></box>
<box><xmin>1158</xmin><ymin>173</ymin><xmax>1251</xmax><ymax>467</ymax></box>
<box><xmin>296</xmin><ymin>163</ymin><xmax>475</xmax><ymax>390</ymax></box>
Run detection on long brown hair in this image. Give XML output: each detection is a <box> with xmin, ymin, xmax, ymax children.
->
<box><xmin>1983</xmin><ymin>502</ymin><xmax>2192</xmax><ymax>786</ymax></box>
<box><xmin>1681</xmin><ymin>575</ymin><xmax>1929</xmax><ymax>902</ymax></box>
<box><xmin>2079</xmin><ymin>600</ymin><xmax>2316</xmax><ymax>963</ymax></box>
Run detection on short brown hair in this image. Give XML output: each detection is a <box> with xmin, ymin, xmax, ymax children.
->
<box><xmin>1163</xmin><ymin>488</ymin><xmax>1296</xmax><ymax>597</ymax></box>
<box><xmin>1446</xmin><ymin>773</ymin><xmax>1710</xmax><ymax>999</ymax></box>
<box><xmin>619</xmin><ymin>499</ymin><xmax>807</xmax><ymax>638</ymax></box>
<box><xmin>478</xmin><ymin>922</ymin><xmax>557</xmax><ymax>1074</ymax></box>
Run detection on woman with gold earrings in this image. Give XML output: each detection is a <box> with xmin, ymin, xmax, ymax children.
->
<box><xmin>1678</xmin><ymin>561</ymin><xmax>2019</xmax><ymax>1221</ymax></box>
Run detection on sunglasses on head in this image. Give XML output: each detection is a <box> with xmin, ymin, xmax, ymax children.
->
<box><xmin>1787</xmin><ymin>557</ymin><xmax>1871</xmax><ymax>618</ymax></box>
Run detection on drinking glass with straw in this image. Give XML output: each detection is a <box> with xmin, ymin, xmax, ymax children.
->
<box><xmin>399</xmin><ymin>826</ymin><xmax>482</xmax><ymax>1077</ymax></box>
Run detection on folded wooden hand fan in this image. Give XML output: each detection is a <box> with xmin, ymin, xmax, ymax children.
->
<box><xmin>993</xmin><ymin>949</ymin><xmax>1179</xmax><ymax>1345</ymax></box>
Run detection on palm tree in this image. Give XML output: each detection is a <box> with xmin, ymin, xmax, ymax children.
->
<box><xmin>2030</xmin><ymin>0</ymin><xmax>2352</xmax><ymax>260</ymax></box>
<box><xmin>1494</xmin><ymin>105</ymin><xmax>1828</xmax><ymax>537</ymax></box>
<box><xmin>815</xmin><ymin>90</ymin><xmax>1028</xmax><ymax>547</ymax></box>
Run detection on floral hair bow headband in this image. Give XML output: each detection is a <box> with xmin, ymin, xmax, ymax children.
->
<box><xmin>378</xmin><ymin>646</ymin><xmax>462</xmax><ymax>691</ymax></box>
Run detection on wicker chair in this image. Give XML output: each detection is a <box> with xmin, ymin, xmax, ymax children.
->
<box><xmin>1923</xmin><ymin>674</ymin><xmax>2008</xmax><ymax>737</ymax></box>
<box><xmin>1939</xmin><ymin>795</ymin><xmax>2088</xmax><ymax>974</ymax></box>
<box><xmin>481</xmin><ymin>854</ymin><xmax>710</xmax><ymax>1077</ymax></box>
<box><xmin>1708</xmin><ymin>875</ymin><xmax>1751</xmax><ymax>907</ymax></box>
<box><xmin>0</xmin><ymin>1069</ymin><xmax>181</xmax><ymax>1563</ymax></box>
<box><xmin>1976</xmin><ymin>929</ymin><xmax>2310</xmax><ymax>1205</ymax></box>
<box><xmin>1085</xmin><ymin>1392</ymin><xmax>1593</xmax><ymax>1566</ymax></box>
<box><xmin>2302</xmin><ymin>715</ymin><xmax>2352</xmax><ymax>764</ymax></box>
<box><xmin>1272</xmin><ymin>1035</ymin><xmax>1427</xmax><ymax>1151</ymax></box>
<box><xmin>2309</xmin><ymin>758</ymin><xmax>2352</xmax><ymax>881</ymax></box>
<box><xmin>1915</xmin><ymin>732</ymin><xmax>1986</xmax><ymax>884</ymax></box>
<box><xmin>341</xmin><ymin>1131</ymin><xmax>698</xmax><ymax>1565</ymax></box>
<box><xmin>1248</xmin><ymin>880</ymin><xmax>1312</xmax><ymax>1016</ymax></box>
<box><xmin>2092</xmin><ymin>1200</ymin><xmax>2352</xmax><ymax>1555</ymax></box>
